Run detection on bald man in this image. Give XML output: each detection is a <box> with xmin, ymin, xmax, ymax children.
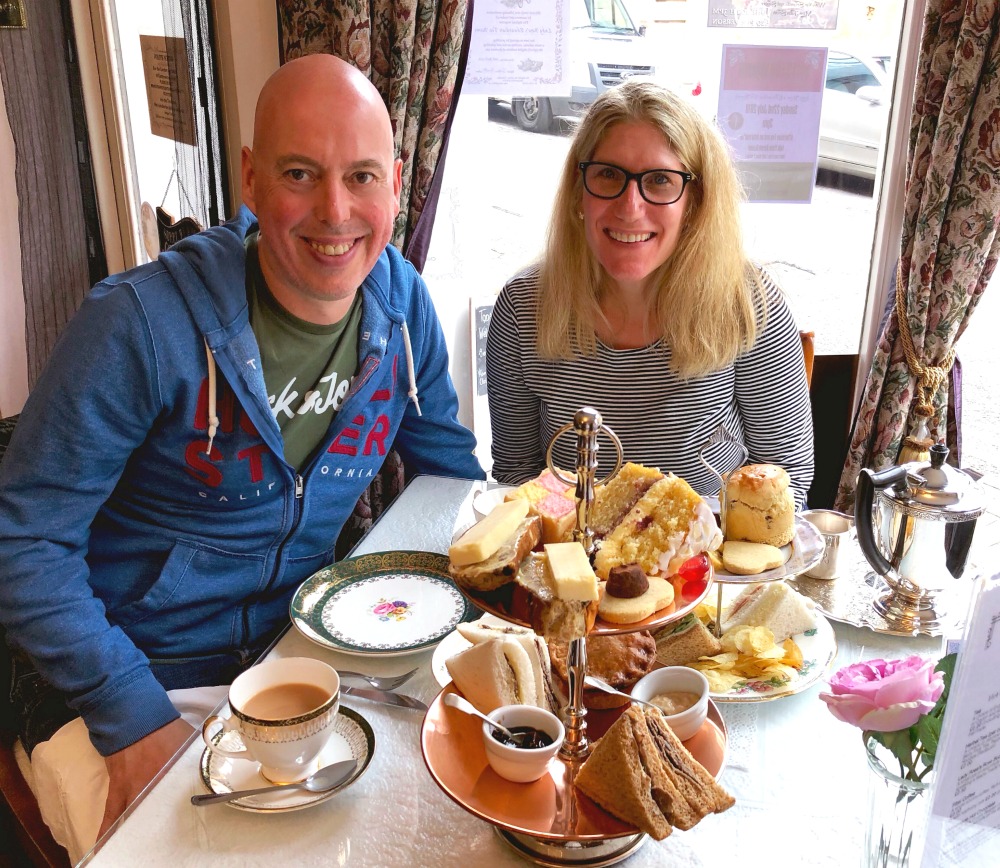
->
<box><xmin>0</xmin><ymin>55</ymin><xmax>483</xmax><ymax>858</ymax></box>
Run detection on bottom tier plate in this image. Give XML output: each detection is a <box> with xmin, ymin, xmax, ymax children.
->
<box><xmin>421</xmin><ymin>684</ymin><xmax>727</xmax><ymax>842</ymax></box>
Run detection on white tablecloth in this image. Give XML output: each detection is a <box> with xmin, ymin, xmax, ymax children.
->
<box><xmin>84</xmin><ymin>475</ymin><xmax>945</xmax><ymax>867</ymax></box>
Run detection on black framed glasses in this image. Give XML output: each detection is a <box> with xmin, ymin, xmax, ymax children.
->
<box><xmin>579</xmin><ymin>161</ymin><xmax>695</xmax><ymax>205</ymax></box>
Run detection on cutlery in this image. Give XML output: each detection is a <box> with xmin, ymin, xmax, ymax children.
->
<box><xmin>583</xmin><ymin>676</ymin><xmax>662</xmax><ymax>713</ymax></box>
<box><xmin>443</xmin><ymin>692</ymin><xmax>525</xmax><ymax>744</ymax></box>
<box><xmin>341</xmin><ymin>684</ymin><xmax>428</xmax><ymax>712</ymax></box>
<box><xmin>191</xmin><ymin>759</ymin><xmax>357</xmax><ymax>806</ymax></box>
<box><xmin>337</xmin><ymin>667</ymin><xmax>418</xmax><ymax>691</ymax></box>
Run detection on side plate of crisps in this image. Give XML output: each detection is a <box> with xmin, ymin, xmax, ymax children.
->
<box><xmin>691</xmin><ymin>613</ymin><xmax>838</xmax><ymax>703</ymax></box>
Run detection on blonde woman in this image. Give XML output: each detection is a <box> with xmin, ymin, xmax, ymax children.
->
<box><xmin>486</xmin><ymin>80</ymin><xmax>813</xmax><ymax>504</ymax></box>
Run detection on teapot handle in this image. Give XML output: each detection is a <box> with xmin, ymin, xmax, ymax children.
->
<box><xmin>854</xmin><ymin>466</ymin><xmax>908</xmax><ymax>577</ymax></box>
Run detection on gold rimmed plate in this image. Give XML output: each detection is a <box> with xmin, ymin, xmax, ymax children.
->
<box><xmin>198</xmin><ymin>706</ymin><xmax>375</xmax><ymax>812</ymax></box>
<box><xmin>713</xmin><ymin>516</ymin><xmax>824</xmax><ymax>584</ymax></box>
<box><xmin>290</xmin><ymin>551</ymin><xmax>480</xmax><ymax>657</ymax></box>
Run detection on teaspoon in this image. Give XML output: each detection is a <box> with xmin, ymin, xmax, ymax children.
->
<box><xmin>583</xmin><ymin>675</ymin><xmax>662</xmax><ymax>713</ymax></box>
<box><xmin>443</xmin><ymin>692</ymin><xmax>523</xmax><ymax>743</ymax></box>
<box><xmin>191</xmin><ymin>758</ymin><xmax>357</xmax><ymax>806</ymax></box>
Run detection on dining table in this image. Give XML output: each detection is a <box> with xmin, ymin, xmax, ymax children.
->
<box><xmin>81</xmin><ymin>474</ymin><xmax>951</xmax><ymax>868</ymax></box>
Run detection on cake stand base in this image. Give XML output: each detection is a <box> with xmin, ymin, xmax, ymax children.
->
<box><xmin>495</xmin><ymin>827</ymin><xmax>648</xmax><ymax>867</ymax></box>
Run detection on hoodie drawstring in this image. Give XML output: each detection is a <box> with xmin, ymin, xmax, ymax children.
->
<box><xmin>203</xmin><ymin>339</ymin><xmax>219</xmax><ymax>454</ymax></box>
<box><xmin>400</xmin><ymin>321</ymin><xmax>422</xmax><ymax>417</ymax></box>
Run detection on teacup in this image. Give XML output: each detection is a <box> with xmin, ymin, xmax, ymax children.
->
<box><xmin>202</xmin><ymin>657</ymin><xmax>341</xmax><ymax>783</ymax></box>
<box><xmin>802</xmin><ymin>509</ymin><xmax>854</xmax><ymax>580</ymax></box>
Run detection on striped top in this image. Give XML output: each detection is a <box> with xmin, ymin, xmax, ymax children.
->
<box><xmin>485</xmin><ymin>266</ymin><xmax>814</xmax><ymax>505</ymax></box>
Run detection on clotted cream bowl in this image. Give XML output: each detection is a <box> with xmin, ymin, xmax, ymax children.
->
<box><xmin>631</xmin><ymin>666</ymin><xmax>709</xmax><ymax>741</ymax></box>
<box><xmin>482</xmin><ymin>704</ymin><xmax>565</xmax><ymax>783</ymax></box>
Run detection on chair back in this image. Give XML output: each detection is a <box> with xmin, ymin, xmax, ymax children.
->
<box><xmin>800</xmin><ymin>331</ymin><xmax>815</xmax><ymax>387</ymax></box>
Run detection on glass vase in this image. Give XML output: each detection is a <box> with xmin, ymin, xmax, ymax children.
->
<box><xmin>863</xmin><ymin>735</ymin><xmax>931</xmax><ymax>868</ymax></box>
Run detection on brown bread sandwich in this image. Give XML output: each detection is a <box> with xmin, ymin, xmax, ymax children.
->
<box><xmin>575</xmin><ymin>705</ymin><xmax>734</xmax><ymax>840</ymax></box>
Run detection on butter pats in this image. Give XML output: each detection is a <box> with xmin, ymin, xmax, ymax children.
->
<box><xmin>544</xmin><ymin>542</ymin><xmax>599</xmax><ymax>601</ymax></box>
<box><xmin>449</xmin><ymin>498</ymin><xmax>530</xmax><ymax>567</ymax></box>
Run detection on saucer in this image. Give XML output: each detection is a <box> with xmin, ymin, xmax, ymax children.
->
<box><xmin>198</xmin><ymin>707</ymin><xmax>375</xmax><ymax>812</ymax></box>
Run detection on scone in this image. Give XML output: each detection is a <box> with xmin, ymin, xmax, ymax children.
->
<box><xmin>724</xmin><ymin>464</ymin><xmax>795</xmax><ymax>547</ymax></box>
<box><xmin>549</xmin><ymin>631</ymin><xmax>657</xmax><ymax>709</ymax></box>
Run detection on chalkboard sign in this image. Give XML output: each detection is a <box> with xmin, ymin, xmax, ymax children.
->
<box><xmin>473</xmin><ymin>303</ymin><xmax>493</xmax><ymax>397</ymax></box>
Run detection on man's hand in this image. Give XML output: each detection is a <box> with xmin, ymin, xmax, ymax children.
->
<box><xmin>98</xmin><ymin>718</ymin><xmax>195</xmax><ymax>839</ymax></box>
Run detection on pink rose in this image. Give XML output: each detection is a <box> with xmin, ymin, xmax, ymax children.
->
<box><xmin>819</xmin><ymin>656</ymin><xmax>944</xmax><ymax>732</ymax></box>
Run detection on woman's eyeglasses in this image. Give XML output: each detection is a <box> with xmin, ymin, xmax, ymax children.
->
<box><xmin>578</xmin><ymin>161</ymin><xmax>695</xmax><ymax>205</ymax></box>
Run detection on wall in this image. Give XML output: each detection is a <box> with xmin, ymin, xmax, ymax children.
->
<box><xmin>0</xmin><ymin>76</ymin><xmax>28</xmax><ymax>418</ymax></box>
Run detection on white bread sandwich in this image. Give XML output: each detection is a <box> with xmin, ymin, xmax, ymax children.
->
<box><xmin>652</xmin><ymin>613</ymin><xmax>723</xmax><ymax>667</ymax></box>
<box><xmin>724</xmin><ymin>464</ymin><xmax>795</xmax><ymax>547</ymax></box>
<box><xmin>455</xmin><ymin>620</ymin><xmax>556</xmax><ymax>713</ymax></box>
<box><xmin>446</xmin><ymin>636</ymin><xmax>549</xmax><ymax>714</ymax></box>
<box><xmin>448</xmin><ymin>498</ymin><xmax>541</xmax><ymax>592</ymax></box>
<box><xmin>721</xmin><ymin>581</ymin><xmax>816</xmax><ymax>642</ymax></box>
<box><xmin>575</xmin><ymin>704</ymin><xmax>734</xmax><ymax>840</ymax></box>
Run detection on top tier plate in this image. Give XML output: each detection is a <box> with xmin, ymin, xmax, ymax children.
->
<box><xmin>713</xmin><ymin>515</ymin><xmax>824</xmax><ymax>584</ymax></box>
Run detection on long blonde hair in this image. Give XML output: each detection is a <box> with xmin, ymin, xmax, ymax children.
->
<box><xmin>537</xmin><ymin>80</ymin><xmax>763</xmax><ymax>378</ymax></box>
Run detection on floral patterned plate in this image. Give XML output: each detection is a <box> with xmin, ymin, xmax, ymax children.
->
<box><xmin>290</xmin><ymin>551</ymin><xmax>480</xmax><ymax>657</ymax></box>
<box><xmin>690</xmin><ymin>611</ymin><xmax>839</xmax><ymax>703</ymax></box>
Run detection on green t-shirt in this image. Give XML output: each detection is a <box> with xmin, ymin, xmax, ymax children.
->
<box><xmin>245</xmin><ymin>234</ymin><xmax>362</xmax><ymax>470</ymax></box>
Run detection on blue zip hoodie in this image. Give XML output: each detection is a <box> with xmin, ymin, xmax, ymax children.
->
<box><xmin>0</xmin><ymin>207</ymin><xmax>483</xmax><ymax>755</ymax></box>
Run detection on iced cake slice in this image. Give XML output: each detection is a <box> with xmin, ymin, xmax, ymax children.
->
<box><xmin>594</xmin><ymin>475</ymin><xmax>722</xmax><ymax>579</ymax></box>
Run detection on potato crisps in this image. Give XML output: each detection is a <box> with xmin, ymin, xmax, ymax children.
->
<box><xmin>689</xmin><ymin>619</ymin><xmax>804</xmax><ymax>692</ymax></box>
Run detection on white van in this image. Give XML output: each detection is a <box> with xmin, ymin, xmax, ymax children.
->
<box><xmin>493</xmin><ymin>0</ymin><xmax>655</xmax><ymax>132</ymax></box>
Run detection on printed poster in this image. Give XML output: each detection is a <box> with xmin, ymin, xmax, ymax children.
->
<box><xmin>464</xmin><ymin>0</ymin><xmax>571</xmax><ymax>95</ymax></box>
<box><xmin>717</xmin><ymin>45</ymin><xmax>827</xmax><ymax>203</ymax></box>
<box><xmin>707</xmin><ymin>0</ymin><xmax>839</xmax><ymax>30</ymax></box>
<box><xmin>921</xmin><ymin>574</ymin><xmax>1000</xmax><ymax>868</ymax></box>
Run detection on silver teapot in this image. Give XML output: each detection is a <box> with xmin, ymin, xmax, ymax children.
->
<box><xmin>854</xmin><ymin>443</ymin><xmax>984</xmax><ymax>633</ymax></box>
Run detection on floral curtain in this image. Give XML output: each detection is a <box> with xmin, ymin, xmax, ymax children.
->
<box><xmin>836</xmin><ymin>0</ymin><xmax>1000</xmax><ymax>509</ymax></box>
<box><xmin>277</xmin><ymin>0</ymin><xmax>473</xmax><ymax>272</ymax></box>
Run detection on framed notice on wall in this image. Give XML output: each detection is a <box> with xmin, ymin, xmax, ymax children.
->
<box><xmin>140</xmin><ymin>34</ymin><xmax>197</xmax><ymax>146</ymax></box>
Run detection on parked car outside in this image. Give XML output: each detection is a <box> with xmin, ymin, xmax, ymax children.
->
<box><xmin>490</xmin><ymin>0</ymin><xmax>655</xmax><ymax>133</ymax></box>
<box><xmin>817</xmin><ymin>50</ymin><xmax>892</xmax><ymax>180</ymax></box>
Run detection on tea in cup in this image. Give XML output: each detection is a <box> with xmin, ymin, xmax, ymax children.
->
<box><xmin>202</xmin><ymin>657</ymin><xmax>340</xmax><ymax>783</ymax></box>
<box><xmin>802</xmin><ymin>509</ymin><xmax>854</xmax><ymax>580</ymax></box>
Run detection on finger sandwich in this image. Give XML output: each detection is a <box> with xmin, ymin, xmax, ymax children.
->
<box><xmin>721</xmin><ymin>581</ymin><xmax>816</xmax><ymax>642</ymax></box>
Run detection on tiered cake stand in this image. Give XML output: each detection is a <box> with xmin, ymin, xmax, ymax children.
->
<box><xmin>421</xmin><ymin>408</ymin><xmax>727</xmax><ymax>866</ymax></box>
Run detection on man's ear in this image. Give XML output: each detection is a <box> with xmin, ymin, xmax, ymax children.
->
<box><xmin>392</xmin><ymin>157</ymin><xmax>403</xmax><ymax>217</ymax></box>
<box><xmin>241</xmin><ymin>146</ymin><xmax>256</xmax><ymax>213</ymax></box>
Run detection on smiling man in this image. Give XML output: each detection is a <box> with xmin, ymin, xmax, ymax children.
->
<box><xmin>0</xmin><ymin>54</ymin><xmax>482</xmax><ymax>860</ymax></box>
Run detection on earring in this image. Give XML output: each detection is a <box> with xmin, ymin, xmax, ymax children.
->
<box><xmin>577</xmin><ymin>212</ymin><xmax>584</xmax><ymax>219</ymax></box>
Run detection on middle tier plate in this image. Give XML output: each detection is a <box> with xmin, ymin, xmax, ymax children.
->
<box><xmin>421</xmin><ymin>683</ymin><xmax>728</xmax><ymax>842</ymax></box>
<box><xmin>456</xmin><ymin>565</ymin><xmax>715</xmax><ymax>637</ymax></box>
